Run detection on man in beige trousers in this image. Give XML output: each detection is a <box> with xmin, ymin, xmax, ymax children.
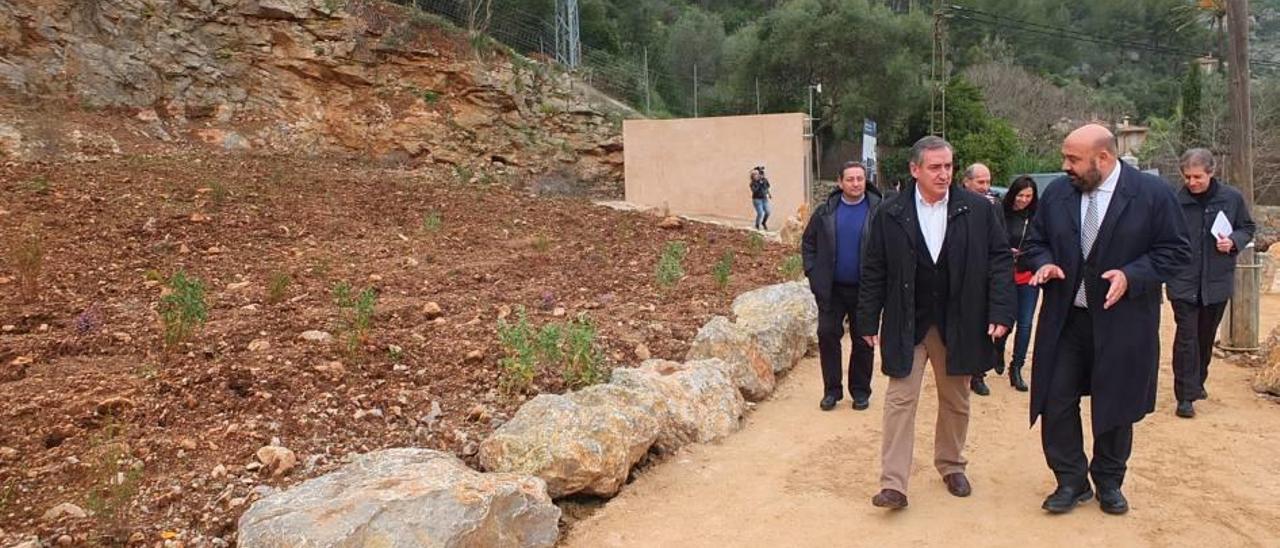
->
<box><xmin>856</xmin><ymin>136</ymin><xmax>1015</xmax><ymax>508</ymax></box>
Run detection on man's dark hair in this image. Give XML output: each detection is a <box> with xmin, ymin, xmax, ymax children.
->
<box><xmin>1179</xmin><ymin>148</ymin><xmax>1216</xmax><ymax>174</ymax></box>
<box><xmin>840</xmin><ymin>161</ymin><xmax>866</xmax><ymax>180</ymax></box>
<box><xmin>910</xmin><ymin>135</ymin><xmax>953</xmax><ymax>165</ymax></box>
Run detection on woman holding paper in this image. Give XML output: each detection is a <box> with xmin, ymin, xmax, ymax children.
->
<box><xmin>1166</xmin><ymin>148</ymin><xmax>1257</xmax><ymax>419</ymax></box>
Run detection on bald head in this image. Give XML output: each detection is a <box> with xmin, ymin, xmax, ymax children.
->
<box><xmin>1061</xmin><ymin>124</ymin><xmax>1119</xmax><ymax>192</ymax></box>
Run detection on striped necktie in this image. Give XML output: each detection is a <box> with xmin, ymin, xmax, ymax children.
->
<box><xmin>1074</xmin><ymin>192</ymin><xmax>1100</xmax><ymax>307</ymax></box>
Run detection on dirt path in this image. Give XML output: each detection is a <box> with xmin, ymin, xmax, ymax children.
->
<box><xmin>564</xmin><ymin>296</ymin><xmax>1280</xmax><ymax>547</ymax></box>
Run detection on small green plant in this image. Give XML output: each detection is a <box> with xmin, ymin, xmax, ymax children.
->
<box><xmin>496</xmin><ymin>307</ymin><xmax>537</xmax><ymax>394</ymax></box>
<box><xmin>266</xmin><ymin>271</ymin><xmax>291</xmax><ymax>305</ymax></box>
<box><xmin>453</xmin><ymin>165</ymin><xmax>473</xmax><ymax>184</ymax></box>
<box><xmin>0</xmin><ymin>481</ymin><xmax>14</xmax><ymax>514</ymax></box>
<box><xmin>134</xmin><ymin>363</ymin><xmax>159</xmax><ymax>380</ymax></box>
<box><xmin>388</xmin><ymin>345</ymin><xmax>404</xmax><ymax>363</ymax></box>
<box><xmin>25</xmin><ymin>176</ymin><xmax>50</xmax><ymax>194</ymax></box>
<box><xmin>535</xmin><ymin>323</ymin><xmax>563</xmax><ymax>364</ymax></box>
<box><xmin>333</xmin><ymin>281</ymin><xmax>377</xmax><ymax>355</ymax></box>
<box><xmin>780</xmin><ymin>254</ymin><xmax>804</xmax><ymax>280</ymax></box>
<box><xmin>322</xmin><ymin>0</ymin><xmax>346</xmax><ymax>13</ymax></box>
<box><xmin>209</xmin><ymin>181</ymin><xmax>230</xmax><ymax>207</ymax></box>
<box><xmin>422</xmin><ymin>210</ymin><xmax>443</xmax><ymax>233</ymax></box>
<box><xmin>538</xmin><ymin>103</ymin><xmax>558</xmax><ymax>116</ymax></box>
<box><xmin>562</xmin><ymin>315</ymin><xmax>605</xmax><ymax>388</ymax></box>
<box><xmin>713</xmin><ymin>250</ymin><xmax>734</xmax><ymax>289</ymax></box>
<box><xmin>159</xmin><ymin>270</ymin><xmax>208</xmax><ymax>350</ymax></box>
<box><xmin>420</xmin><ymin>89</ymin><xmax>441</xmax><ymax>104</ymax></box>
<box><xmin>84</xmin><ymin>420</ymin><xmax>142</xmax><ymax>543</ymax></box>
<box><xmin>143</xmin><ymin>269</ymin><xmax>163</xmax><ymax>282</ymax></box>
<box><xmin>533</xmin><ymin>233</ymin><xmax>552</xmax><ymax>253</ymax></box>
<box><xmin>747</xmin><ymin>232</ymin><xmax>766</xmax><ymax>255</ymax></box>
<box><xmin>11</xmin><ymin>231</ymin><xmax>44</xmax><ymax>302</ymax></box>
<box><xmin>655</xmin><ymin>241</ymin><xmax>688</xmax><ymax>289</ymax></box>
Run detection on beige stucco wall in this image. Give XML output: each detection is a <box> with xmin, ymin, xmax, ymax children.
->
<box><xmin>623</xmin><ymin>113</ymin><xmax>808</xmax><ymax>224</ymax></box>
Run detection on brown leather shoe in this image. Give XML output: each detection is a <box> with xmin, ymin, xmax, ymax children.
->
<box><xmin>871</xmin><ymin>488</ymin><xmax>908</xmax><ymax>509</ymax></box>
<box><xmin>943</xmin><ymin>473</ymin><xmax>972</xmax><ymax>497</ymax></box>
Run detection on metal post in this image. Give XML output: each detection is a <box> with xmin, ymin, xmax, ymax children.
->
<box><xmin>755</xmin><ymin>77</ymin><xmax>761</xmax><ymax>114</ymax></box>
<box><xmin>693</xmin><ymin>63</ymin><xmax>699</xmax><ymax>118</ymax></box>
<box><xmin>644</xmin><ymin>47</ymin><xmax>651</xmax><ymax>116</ymax></box>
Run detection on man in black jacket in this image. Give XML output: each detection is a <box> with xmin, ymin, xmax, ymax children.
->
<box><xmin>960</xmin><ymin>162</ymin><xmax>1001</xmax><ymax>397</ymax></box>
<box><xmin>856</xmin><ymin>136</ymin><xmax>1015</xmax><ymax>509</ymax></box>
<box><xmin>802</xmin><ymin>161</ymin><xmax>883</xmax><ymax>411</ymax></box>
<box><xmin>1166</xmin><ymin>148</ymin><xmax>1256</xmax><ymax>418</ymax></box>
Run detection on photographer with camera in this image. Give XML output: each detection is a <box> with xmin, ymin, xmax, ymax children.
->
<box><xmin>750</xmin><ymin>166</ymin><xmax>772</xmax><ymax>230</ymax></box>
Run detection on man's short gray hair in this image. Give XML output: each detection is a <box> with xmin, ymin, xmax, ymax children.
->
<box><xmin>910</xmin><ymin>135</ymin><xmax>954</xmax><ymax>165</ymax></box>
<box><xmin>1180</xmin><ymin>148</ymin><xmax>1216</xmax><ymax>174</ymax></box>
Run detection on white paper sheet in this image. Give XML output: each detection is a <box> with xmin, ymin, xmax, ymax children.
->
<box><xmin>1211</xmin><ymin>211</ymin><xmax>1233</xmax><ymax>239</ymax></box>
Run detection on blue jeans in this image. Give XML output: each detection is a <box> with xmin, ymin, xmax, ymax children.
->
<box><xmin>753</xmin><ymin>198</ymin><xmax>771</xmax><ymax>229</ymax></box>
<box><xmin>998</xmin><ymin>283</ymin><xmax>1040</xmax><ymax>369</ymax></box>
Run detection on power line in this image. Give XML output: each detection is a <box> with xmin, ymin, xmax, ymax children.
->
<box><xmin>945</xmin><ymin>4</ymin><xmax>1280</xmax><ymax>70</ymax></box>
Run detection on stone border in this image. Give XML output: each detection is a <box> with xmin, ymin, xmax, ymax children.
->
<box><xmin>236</xmin><ymin>281</ymin><xmax>816</xmax><ymax>546</ymax></box>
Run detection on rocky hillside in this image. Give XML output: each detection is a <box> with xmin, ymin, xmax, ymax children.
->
<box><xmin>0</xmin><ymin>0</ymin><xmax>623</xmax><ymax>193</ymax></box>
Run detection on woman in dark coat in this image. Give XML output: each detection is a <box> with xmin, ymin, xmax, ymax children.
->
<box><xmin>997</xmin><ymin>176</ymin><xmax>1039</xmax><ymax>392</ymax></box>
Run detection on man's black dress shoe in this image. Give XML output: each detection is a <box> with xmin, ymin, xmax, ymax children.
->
<box><xmin>1098</xmin><ymin>488</ymin><xmax>1129</xmax><ymax>515</ymax></box>
<box><xmin>1042</xmin><ymin>484</ymin><xmax>1093</xmax><ymax>514</ymax></box>
<box><xmin>852</xmin><ymin>396</ymin><xmax>870</xmax><ymax>410</ymax></box>
<box><xmin>970</xmin><ymin>377</ymin><xmax>990</xmax><ymax>396</ymax></box>
<box><xmin>820</xmin><ymin>395</ymin><xmax>838</xmax><ymax>411</ymax></box>
<box><xmin>1176</xmin><ymin>400</ymin><xmax>1195</xmax><ymax>418</ymax></box>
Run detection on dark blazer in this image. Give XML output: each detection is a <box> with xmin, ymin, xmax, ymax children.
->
<box><xmin>1166</xmin><ymin>178</ymin><xmax>1256</xmax><ymax>305</ymax></box>
<box><xmin>855</xmin><ymin>186</ymin><xmax>1016</xmax><ymax>378</ymax></box>
<box><xmin>801</xmin><ymin>186</ymin><xmax>883</xmax><ymax>305</ymax></box>
<box><xmin>1022</xmin><ymin>163</ymin><xmax>1191</xmax><ymax>434</ymax></box>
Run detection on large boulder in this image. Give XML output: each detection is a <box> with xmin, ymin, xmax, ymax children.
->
<box><xmin>686</xmin><ymin>316</ymin><xmax>776</xmax><ymax>401</ymax></box>
<box><xmin>609</xmin><ymin>359</ymin><xmax>745</xmax><ymax>453</ymax></box>
<box><xmin>237</xmin><ymin>449</ymin><xmax>560</xmax><ymax>548</ymax></box>
<box><xmin>478</xmin><ymin>384</ymin><xmax>659</xmax><ymax>499</ymax></box>
<box><xmin>730</xmin><ymin>281</ymin><xmax>818</xmax><ymax>372</ymax></box>
<box><xmin>1254</xmin><ymin>326</ymin><xmax>1280</xmax><ymax>397</ymax></box>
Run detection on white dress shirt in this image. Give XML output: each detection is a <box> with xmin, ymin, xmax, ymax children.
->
<box><xmin>1080</xmin><ymin>161</ymin><xmax>1121</xmax><ymax>229</ymax></box>
<box><xmin>915</xmin><ymin>186</ymin><xmax>949</xmax><ymax>262</ymax></box>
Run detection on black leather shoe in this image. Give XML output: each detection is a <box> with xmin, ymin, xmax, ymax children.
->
<box><xmin>1176</xmin><ymin>400</ymin><xmax>1195</xmax><ymax>418</ymax></box>
<box><xmin>1010</xmin><ymin>366</ymin><xmax>1028</xmax><ymax>392</ymax></box>
<box><xmin>1042</xmin><ymin>484</ymin><xmax>1093</xmax><ymax>514</ymax></box>
<box><xmin>820</xmin><ymin>395</ymin><xmax>839</xmax><ymax>411</ymax></box>
<box><xmin>994</xmin><ymin>358</ymin><xmax>1006</xmax><ymax>376</ymax></box>
<box><xmin>871</xmin><ymin>489</ymin><xmax>908</xmax><ymax>509</ymax></box>
<box><xmin>970</xmin><ymin>377</ymin><xmax>990</xmax><ymax>396</ymax></box>
<box><xmin>1200</xmin><ymin>387</ymin><xmax>1209</xmax><ymax>399</ymax></box>
<box><xmin>852</xmin><ymin>396</ymin><xmax>870</xmax><ymax>411</ymax></box>
<box><xmin>1098</xmin><ymin>488</ymin><xmax>1129</xmax><ymax>515</ymax></box>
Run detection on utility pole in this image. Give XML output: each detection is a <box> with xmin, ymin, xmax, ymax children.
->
<box><xmin>1224</xmin><ymin>0</ymin><xmax>1260</xmax><ymax>351</ymax></box>
<box><xmin>693</xmin><ymin>63</ymin><xmax>699</xmax><ymax>118</ymax></box>
<box><xmin>643</xmin><ymin>47</ymin><xmax>651</xmax><ymax>116</ymax></box>
<box><xmin>929</xmin><ymin>0</ymin><xmax>948</xmax><ymax>137</ymax></box>
<box><xmin>755</xmin><ymin>77</ymin><xmax>761</xmax><ymax>115</ymax></box>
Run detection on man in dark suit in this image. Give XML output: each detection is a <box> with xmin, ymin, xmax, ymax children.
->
<box><xmin>1167</xmin><ymin>148</ymin><xmax>1256</xmax><ymax>418</ymax></box>
<box><xmin>857</xmin><ymin>136</ymin><xmax>1015</xmax><ymax>509</ymax></box>
<box><xmin>1023</xmin><ymin>124</ymin><xmax>1191</xmax><ymax>515</ymax></box>
<box><xmin>802</xmin><ymin>161</ymin><xmax>883</xmax><ymax>411</ymax></box>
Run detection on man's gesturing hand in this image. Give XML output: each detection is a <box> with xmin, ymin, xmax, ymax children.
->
<box><xmin>862</xmin><ymin>335</ymin><xmax>879</xmax><ymax>347</ymax></box>
<box><xmin>1031</xmin><ymin>264</ymin><xmax>1065</xmax><ymax>286</ymax></box>
<box><xmin>1102</xmin><ymin>269</ymin><xmax>1128</xmax><ymax>309</ymax></box>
